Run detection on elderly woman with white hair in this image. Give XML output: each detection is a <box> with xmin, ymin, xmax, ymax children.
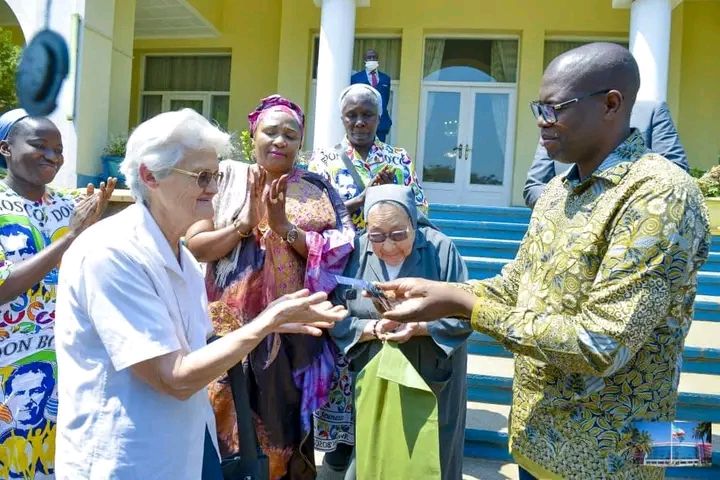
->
<box><xmin>53</xmin><ymin>109</ymin><xmax>347</xmax><ymax>480</ymax></box>
<box><xmin>307</xmin><ymin>84</ymin><xmax>428</xmax><ymax>231</ymax></box>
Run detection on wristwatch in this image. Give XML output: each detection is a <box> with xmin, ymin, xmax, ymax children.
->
<box><xmin>284</xmin><ymin>224</ymin><xmax>299</xmax><ymax>244</ymax></box>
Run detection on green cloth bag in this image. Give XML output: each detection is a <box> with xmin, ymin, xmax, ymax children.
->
<box><xmin>355</xmin><ymin>341</ymin><xmax>441</xmax><ymax>480</ymax></box>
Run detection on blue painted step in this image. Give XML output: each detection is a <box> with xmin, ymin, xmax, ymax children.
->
<box><xmin>433</xmin><ymin>220</ymin><xmax>528</xmax><ymax>241</ymax></box>
<box><xmin>466</xmin><ymin>257</ymin><xmax>720</xmax><ymax>297</ymax></box>
<box><xmin>694</xmin><ymin>295</ymin><xmax>720</xmax><ymax>322</ymax></box>
<box><xmin>452</xmin><ymin>237</ymin><xmax>520</xmax><ymax>260</ymax></box>
<box><xmin>429</xmin><ymin>204</ymin><xmax>531</xmax><ymax>223</ymax></box>
<box><xmin>463</xmin><ymin>429</ymin><xmax>720</xmax><ymax>478</ymax></box>
<box><xmin>467</xmin><ymin>374</ymin><xmax>720</xmax><ymax>423</ymax></box>
<box><xmin>468</xmin><ymin>332</ymin><xmax>720</xmax><ymax>375</ymax></box>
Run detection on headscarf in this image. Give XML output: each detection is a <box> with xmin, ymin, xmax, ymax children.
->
<box><xmin>364</xmin><ymin>184</ymin><xmax>418</xmax><ymax>229</ymax></box>
<box><xmin>247</xmin><ymin>95</ymin><xmax>305</xmax><ymax>138</ymax></box>
<box><xmin>0</xmin><ymin>108</ymin><xmax>29</xmax><ymax>142</ymax></box>
<box><xmin>339</xmin><ymin>83</ymin><xmax>382</xmax><ymax>114</ymax></box>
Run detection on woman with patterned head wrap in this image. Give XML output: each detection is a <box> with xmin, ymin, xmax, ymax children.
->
<box><xmin>186</xmin><ymin>95</ymin><xmax>355</xmax><ymax>479</ymax></box>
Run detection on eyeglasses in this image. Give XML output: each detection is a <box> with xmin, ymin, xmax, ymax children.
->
<box><xmin>368</xmin><ymin>228</ymin><xmax>411</xmax><ymax>243</ymax></box>
<box><xmin>171</xmin><ymin>168</ymin><xmax>223</xmax><ymax>189</ymax></box>
<box><xmin>529</xmin><ymin>89</ymin><xmax>611</xmax><ymax>125</ymax></box>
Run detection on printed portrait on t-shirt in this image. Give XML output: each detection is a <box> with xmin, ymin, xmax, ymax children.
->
<box><xmin>0</xmin><ymin>361</ymin><xmax>57</xmax><ymax>479</ymax></box>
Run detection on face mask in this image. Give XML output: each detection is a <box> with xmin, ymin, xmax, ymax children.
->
<box><xmin>365</xmin><ymin>60</ymin><xmax>379</xmax><ymax>72</ymax></box>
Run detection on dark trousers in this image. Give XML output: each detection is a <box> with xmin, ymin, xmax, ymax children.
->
<box><xmin>323</xmin><ymin>443</ymin><xmax>354</xmax><ymax>472</ymax></box>
<box><xmin>519</xmin><ymin>466</ymin><xmax>538</xmax><ymax>480</ymax></box>
<box><xmin>202</xmin><ymin>427</ymin><xmax>223</xmax><ymax>480</ymax></box>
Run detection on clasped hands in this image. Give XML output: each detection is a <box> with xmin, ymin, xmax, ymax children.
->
<box><xmin>232</xmin><ymin>165</ymin><xmax>294</xmax><ymax>238</ymax></box>
<box><xmin>71</xmin><ymin>178</ymin><xmax>117</xmax><ymax>236</ymax></box>
<box><xmin>368</xmin><ymin>319</ymin><xmax>427</xmax><ymax>344</ymax></box>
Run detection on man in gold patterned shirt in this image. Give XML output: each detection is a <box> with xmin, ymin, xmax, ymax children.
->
<box><xmin>378</xmin><ymin>43</ymin><xmax>710</xmax><ymax>479</ymax></box>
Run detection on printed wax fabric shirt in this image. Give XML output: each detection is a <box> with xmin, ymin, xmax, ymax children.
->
<box><xmin>54</xmin><ymin>203</ymin><xmax>217</xmax><ymax>480</ymax></box>
<box><xmin>0</xmin><ymin>182</ymin><xmax>75</xmax><ymax>479</ymax></box>
<box><xmin>461</xmin><ymin>130</ymin><xmax>710</xmax><ymax>479</ymax></box>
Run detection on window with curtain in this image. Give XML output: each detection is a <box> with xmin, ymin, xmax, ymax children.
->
<box><xmin>307</xmin><ymin>37</ymin><xmax>402</xmax><ymax>149</ymax></box>
<box><xmin>423</xmin><ymin>39</ymin><xmax>518</xmax><ymax>83</ymax></box>
<box><xmin>140</xmin><ymin>55</ymin><xmax>231</xmax><ymax>129</ymax></box>
<box><xmin>312</xmin><ymin>37</ymin><xmax>402</xmax><ymax>79</ymax></box>
<box><xmin>543</xmin><ymin>40</ymin><xmax>629</xmax><ymax>69</ymax></box>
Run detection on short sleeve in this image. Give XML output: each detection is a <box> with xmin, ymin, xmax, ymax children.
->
<box><xmin>80</xmin><ymin>248</ymin><xmax>182</xmax><ymax>371</ymax></box>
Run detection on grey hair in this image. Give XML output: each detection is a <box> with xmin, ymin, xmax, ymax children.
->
<box><xmin>120</xmin><ymin>109</ymin><xmax>231</xmax><ymax>203</ymax></box>
<box><xmin>338</xmin><ymin>84</ymin><xmax>382</xmax><ymax>114</ymax></box>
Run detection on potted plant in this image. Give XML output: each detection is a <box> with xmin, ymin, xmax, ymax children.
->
<box><xmin>101</xmin><ymin>134</ymin><xmax>127</xmax><ymax>187</ymax></box>
<box><xmin>696</xmin><ymin>163</ymin><xmax>720</xmax><ymax>234</ymax></box>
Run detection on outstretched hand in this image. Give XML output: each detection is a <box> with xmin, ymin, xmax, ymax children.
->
<box><xmin>264</xmin><ymin>289</ymin><xmax>347</xmax><ymax>336</ymax></box>
<box><xmin>373</xmin><ymin>278</ymin><xmax>475</xmax><ymax>323</ymax></box>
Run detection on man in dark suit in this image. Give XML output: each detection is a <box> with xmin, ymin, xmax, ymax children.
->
<box><xmin>350</xmin><ymin>48</ymin><xmax>393</xmax><ymax>142</ymax></box>
<box><xmin>523</xmin><ymin>99</ymin><xmax>688</xmax><ymax>208</ymax></box>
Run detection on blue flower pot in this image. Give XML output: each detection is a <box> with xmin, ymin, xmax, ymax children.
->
<box><xmin>101</xmin><ymin>155</ymin><xmax>126</xmax><ymax>187</ymax></box>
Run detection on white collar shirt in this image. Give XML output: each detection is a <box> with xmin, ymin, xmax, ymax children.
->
<box><xmin>54</xmin><ymin>203</ymin><xmax>216</xmax><ymax>480</ymax></box>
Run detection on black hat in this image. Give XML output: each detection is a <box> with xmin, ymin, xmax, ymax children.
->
<box><xmin>16</xmin><ymin>30</ymin><xmax>69</xmax><ymax>117</ymax></box>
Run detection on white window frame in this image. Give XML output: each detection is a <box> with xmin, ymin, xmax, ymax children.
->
<box><xmin>138</xmin><ymin>53</ymin><xmax>231</xmax><ymax>124</ymax></box>
<box><xmin>417</xmin><ymin>35</ymin><xmax>520</xmax><ymax>206</ymax></box>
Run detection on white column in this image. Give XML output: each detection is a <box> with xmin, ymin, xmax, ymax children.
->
<box><xmin>312</xmin><ymin>0</ymin><xmax>357</xmax><ymax>149</ymax></box>
<box><xmin>6</xmin><ymin>0</ymin><xmax>82</xmax><ymax>188</ymax></box>
<box><xmin>6</xmin><ymin>0</ymin><xmax>127</xmax><ymax>188</ymax></box>
<box><xmin>629</xmin><ymin>0</ymin><xmax>672</xmax><ymax>102</ymax></box>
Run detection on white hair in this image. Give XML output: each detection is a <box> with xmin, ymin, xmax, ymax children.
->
<box><xmin>120</xmin><ymin>109</ymin><xmax>231</xmax><ymax>203</ymax></box>
<box><xmin>338</xmin><ymin>84</ymin><xmax>382</xmax><ymax>114</ymax></box>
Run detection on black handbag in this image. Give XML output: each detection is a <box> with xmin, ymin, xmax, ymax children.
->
<box><xmin>218</xmin><ymin>360</ymin><xmax>270</xmax><ymax>480</ymax></box>
<box><xmin>220</xmin><ymin>362</ymin><xmax>270</xmax><ymax>480</ymax></box>
<box><xmin>206</xmin><ymin>334</ymin><xmax>269</xmax><ymax>479</ymax></box>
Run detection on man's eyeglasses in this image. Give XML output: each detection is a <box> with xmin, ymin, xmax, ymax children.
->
<box><xmin>530</xmin><ymin>89</ymin><xmax>611</xmax><ymax>125</ymax></box>
<box><xmin>368</xmin><ymin>228</ymin><xmax>411</xmax><ymax>243</ymax></box>
<box><xmin>171</xmin><ymin>168</ymin><xmax>223</xmax><ymax>189</ymax></box>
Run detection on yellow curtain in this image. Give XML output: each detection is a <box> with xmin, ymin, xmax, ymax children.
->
<box><xmin>352</xmin><ymin>38</ymin><xmax>402</xmax><ymax>79</ymax></box>
<box><xmin>490</xmin><ymin>40</ymin><xmax>519</xmax><ymax>82</ymax></box>
<box><xmin>543</xmin><ymin>40</ymin><xmax>629</xmax><ymax>69</ymax></box>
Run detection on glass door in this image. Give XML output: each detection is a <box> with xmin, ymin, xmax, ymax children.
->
<box><xmin>417</xmin><ymin>86</ymin><xmax>515</xmax><ymax>205</ymax></box>
<box><xmin>418</xmin><ymin>88</ymin><xmax>462</xmax><ymax>188</ymax></box>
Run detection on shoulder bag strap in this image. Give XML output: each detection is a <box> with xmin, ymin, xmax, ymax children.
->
<box><xmin>227</xmin><ymin>361</ymin><xmax>262</xmax><ymax>460</ymax></box>
<box><xmin>334</xmin><ymin>143</ymin><xmax>367</xmax><ymax>194</ymax></box>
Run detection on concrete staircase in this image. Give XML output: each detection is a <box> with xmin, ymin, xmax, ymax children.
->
<box><xmin>429</xmin><ymin>204</ymin><xmax>720</xmax><ymax>479</ymax></box>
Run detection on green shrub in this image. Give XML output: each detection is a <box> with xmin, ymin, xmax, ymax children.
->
<box><xmin>689</xmin><ymin>167</ymin><xmax>706</xmax><ymax>179</ymax></box>
<box><xmin>102</xmin><ymin>135</ymin><xmax>127</xmax><ymax>157</ymax></box>
<box><xmin>0</xmin><ymin>27</ymin><xmax>21</xmax><ymax>112</ymax></box>
<box><xmin>697</xmin><ymin>165</ymin><xmax>720</xmax><ymax>198</ymax></box>
<box><xmin>239</xmin><ymin>130</ymin><xmax>253</xmax><ymax>163</ymax></box>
